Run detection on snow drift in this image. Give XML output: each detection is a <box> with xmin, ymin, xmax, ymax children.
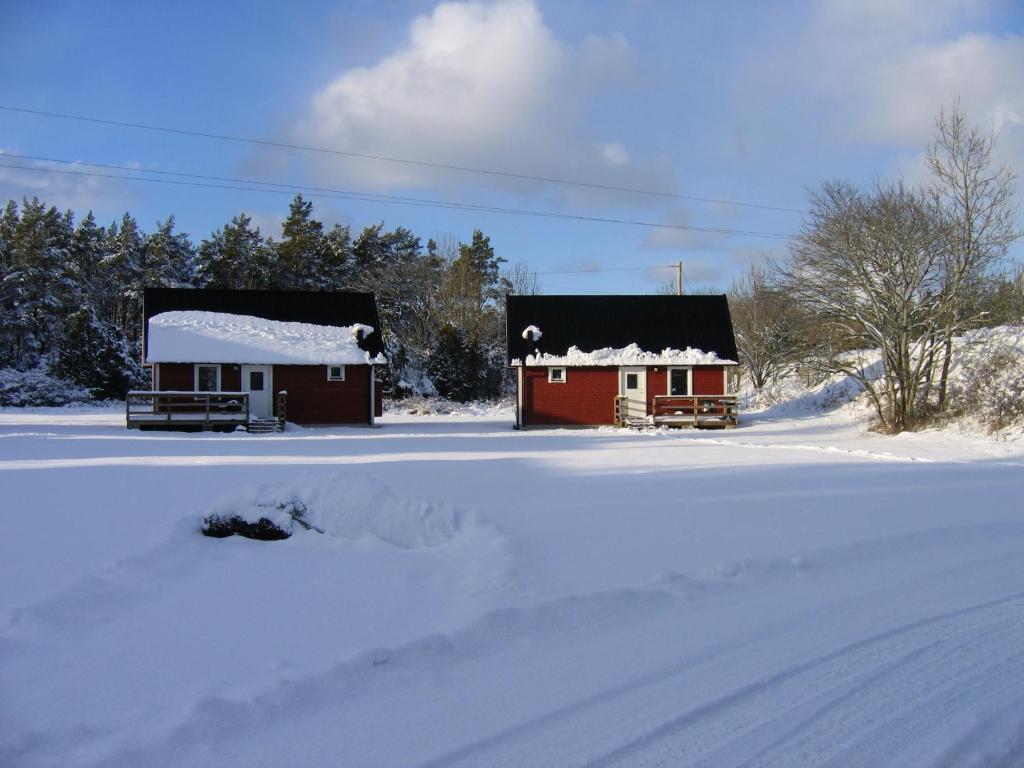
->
<box><xmin>202</xmin><ymin>472</ymin><xmax>462</xmax><ymax>549</ymax></box>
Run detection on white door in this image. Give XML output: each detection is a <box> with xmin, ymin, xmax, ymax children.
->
<box><xmin>618</xmin><ymin>366</ymin><xmax>647</xmax><ymax>418</ymax></box>
<box><xmin>241</xmin><ymin>365</ymin><xmax>273</xmax><ymax>419</ymax></box>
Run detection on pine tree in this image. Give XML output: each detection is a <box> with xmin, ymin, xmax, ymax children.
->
<box><xmin>196</xmin><ymin>213</ymin><xmax>271</xmax><ymax>288</ymax></box>
<box><xmin>320</xmin><ymin>223</ymin><xmax>354</xmax><ymax>288</ymax></box>
<box><xmin>6</xmin><ymin>198</ymin><xmax>72</xmax><ymax>367</ymax></box>
<box><xmin>144</xmin><ymin>216</ymin><xmax>196</xmax><ymax>288</ymax></box>
<box><xmin>100</xmin><ymin>213</ymin><xmax>146</xmax><ymax>343</ymax></box>
<box><xmin>52</xmin><ymin>307</ymin><xmax>141</xmax><ymax>398</ymax></box>
<box><xmin>276</xmin><ymin>195</ymin><xmax>324</xmax><ymax>288</ymax></box>
<box><xmin>427</xmin><ymin>324</ymin><xmax>473</xmax><ymax>401</ymax></box>
<box><xmin>69</xmin><ymin>212</ymin><xmax>106</xmax><ymax>310</ymax></box>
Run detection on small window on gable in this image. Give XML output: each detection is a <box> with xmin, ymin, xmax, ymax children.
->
<box><xmin>668</xmin><ymin>367</ymin><xmax>690</xmax><ymax>396</ymax></box>
<box><xmin>327</xmin><ymin>365</ymin><xmax>345</xmax><ymax>381</ymax></box>
<box><xmin>548</xmin><ymin>367</ymin><xmax>566</xmax><ymax>383</ymax></box>
<box><xmin>195</xmin><ymin>365</ymin><xmax>219</xmax><ymax>392</ymax></box>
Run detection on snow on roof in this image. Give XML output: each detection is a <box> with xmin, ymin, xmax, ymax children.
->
<box><xmin>522</xmin><ymin>325</ymin><xmax>542</xmax><ymax>341</ymax></box>
<box><xmin>512</xmin><ymin>343</ymin><xmax>736</xmax><ymax>367</ymax></box>
<box><xmin>146</xmin><ymin>311</ymin><xmax>386</xmax><ymax>365</ymax></box>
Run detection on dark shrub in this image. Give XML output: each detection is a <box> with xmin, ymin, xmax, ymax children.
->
<box><xmin>201</xmin><ymin>514</ymin><xmax>291</xmax><ymax>541</ymax></box>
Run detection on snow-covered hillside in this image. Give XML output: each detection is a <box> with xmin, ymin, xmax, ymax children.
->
<box><xmin>2</xmin><ymin>403</ymin><xmax>1024</xmax><ymax>767</ymax></box>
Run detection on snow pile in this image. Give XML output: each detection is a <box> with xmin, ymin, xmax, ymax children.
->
<box><xmin>515</xmin><ymin>343</ymin><xmax>735</xmax><ymax>367</ymax></box>
<box><xmin>521</xmin><ymin>325</ymin><xmax>542</xmax><ymax>341</ymax></box>
<box><xmin>387</xmin><ymin>394</ymin><xmax>513</xmax><ymax>417</ymax></box>
<box><xmin>202</xmin><ymin>472</ymin><xmax>461</xmax><ymax>548</ymax></box>
<box><xmin>146</xmin><ymin>311</ymin><xmax>387</xmax><ymax>366</ymax></box>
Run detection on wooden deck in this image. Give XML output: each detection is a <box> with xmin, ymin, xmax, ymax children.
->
<box><xmin>126</xmin><ymin>391</ymin><xmax>285</xmax><ymax>432</ymax></box>
<box><xmin>615</xmin><ymin>395</ymin><xmax>739</xmax><ymax>428</ymax></box>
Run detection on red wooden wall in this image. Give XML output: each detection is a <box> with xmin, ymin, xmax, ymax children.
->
<box><xmin>522</xmin><ymin>367</ymin><xmax>618</xmax><ymax>425</ymax></box>
<box><xmin>693</xmin><ymin>367</ymin><xmax>724</xmax><ymax>396</ymax></box>
<box><xmin>273</xmin><ymin>364</ymin><xmax>372</xmax><ymax>425</ymax></box>
<box><xmin>154</xmin><ymin>363</ymin><xmax>374</xmax><ymax>424</ymax></box>
<box><xmin>520</xmin><ymin>365</ymin><xmax>726</xmax><ymax>425</ymax></box>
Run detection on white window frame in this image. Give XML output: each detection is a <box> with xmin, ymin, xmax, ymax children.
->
<box><xmin>724</xmin><ymin>365</ymin><xmax>740</xmax><ymax>394</ymax></box>
<box><xmin>548</xmin><ymin>367</ymin><xmax>566</xmax><ymax>383</ymax></box>
<box><xmin>666</xmin><ymin>366</ymin><xmax>692</xmax><ymax>396</ymax></box>
<box><xmin>327</xmin><ymin>364</ymin><xmax>346</xmax><ymax>382</ymax></box>
<box><xmin>194</xmin><ymin>364</ymin><xmax>220</xmax><ymax>392</ymax></box>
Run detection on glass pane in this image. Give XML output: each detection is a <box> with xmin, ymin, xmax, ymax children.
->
<box><xmin>670</xmin><ymin>369</ymin><xmax>688</xmax><ymax>396</ymax></box>
<box><xmin>626</xmin><ymin>373</ymin><xmax>638</xmax><ymax>390</ymax></box>
<box><xmin>248</xmin><ymin>371</ymin><xmax>264</xmax><ymax>391</ymax></box>
<box><xmin>551</xmin><ymin>368</ymin><xmax>563</xmax><ymax>381</ymax></box>
<box><xmin>197</xmin><ymin>366</ymin><xmax>218</xmax><ymax>392</ymax></box>
<box><xmin>329</xmin><ymin>366</ymin><xmax>343</xmax><ymax>380</ymax></box>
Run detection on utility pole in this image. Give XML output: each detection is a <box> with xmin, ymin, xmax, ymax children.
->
<box><xmin>676</xmin><ymin>261</ymin><xmax>684</xmax><ymax>295</ymax></box>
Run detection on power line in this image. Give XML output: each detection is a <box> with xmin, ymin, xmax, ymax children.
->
<box><xmin>0</xmin><ymin>104</ymin><xmax>806</xmax><ymax>214</ymax></box>
<box><xmin>535</xmin><ymin>265</ymin><xmax>675</xmax><ymax>275</ymax></box>
<box><xmin>0</xmin><ymin>158</ymin><xmax>793</xmax><ymax>240</ymax></box>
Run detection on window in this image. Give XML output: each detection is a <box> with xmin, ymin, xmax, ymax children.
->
<box><xmin>248</xmin><ymin>371</ymin><xmax>264</xmax><ymax>391</ymax></box>
<box><xmin>625</xmin><ymin>373</ymin><xmax>639</xmax><ymax>390</ymax></box>
<box><xmin>668</xmin><ymin>367</ymin><xmax>690</xmax><ymax>396</ymax></box>
<box><xmin>725</xmin><ymin>366</ymin><xmax>740</xmax><ymax>394</ymax></box>
<box><xmin>548</xmin><ymin>367</ymin><xmax>566</xmax><ymax>383</ymax></box>
<box><xmin>327</xmin><ymin>365</ymin><xmax>345</xmax><ymax>381</ymax></box>
<box><xmin>195</xmin><ymin>365</ymin><xmax>219</xmax><ymax>392</ymax></box>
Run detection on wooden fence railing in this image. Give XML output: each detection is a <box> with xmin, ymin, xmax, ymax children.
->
<box><xmin>126</xmin><ymin>391</ymin><xmax>250</xmax><ymax>429</ymax></box>
<box><xmin>652</xmin><ymin>395</ymin><xmax>738</xmax><ymax>427</ymax></box>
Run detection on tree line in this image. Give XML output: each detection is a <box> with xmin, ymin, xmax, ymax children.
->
<box><xmin>728</xmin><ymin>101</ymin><xmax>1022</xmax><ymax>433</ymax></box>
<box><xmin>0</xmin><ymin>193</ymin><xmax>538</xmax><ymax>402</ymax></box>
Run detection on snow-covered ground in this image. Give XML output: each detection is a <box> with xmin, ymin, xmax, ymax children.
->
<box><xmin>2</xmin><ymin>401</ymin><xmax>1024</xmax><ymax>767</ymax></box>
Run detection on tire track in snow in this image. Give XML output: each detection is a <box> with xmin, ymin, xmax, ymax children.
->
<box><xmin>583</xmin><ymin>593</ymin><xmax>1024</xmax><ymax>768</ymax></box>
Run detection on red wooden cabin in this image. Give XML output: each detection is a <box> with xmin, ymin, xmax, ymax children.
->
<box><xmin>507</xmin><ymin>295</ymin><xmax>740</xmax><ymax>429</ymax></box>
<box><xmin>129</xmin><ymin>288</ymin><xmax>385</xmax><ymax>431</ymax></box>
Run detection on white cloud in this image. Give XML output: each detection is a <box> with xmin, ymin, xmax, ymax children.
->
<box><xmin>859</xmin><ymin>33</ymin><xmax>1024</xmax><ymax>148</ymax></box>
<box><xmin>0</xmin><ymin>152</ymin><xmax>135</xmax><ymax>215</ymax></box>
<box><xmin>642</xmin><ymin>206</ymin><xmax>732</xmax><ymax>252</ymax></box>
<box><xmin>600</xmin><ymin>142</ymin><xmax>630</xmax><ymax>168</ymax></box>
<box><xmin>736</xmin><ymin>0</ymin><xmax>1024</xmax><ymax>180</ymax></box>
<box><xmin>293</xmin><ymin>0</ymin><xmax>670</xmax><ymax>202</ymax></box>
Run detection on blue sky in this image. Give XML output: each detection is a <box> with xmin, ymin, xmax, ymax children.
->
<box><xmin>2</xmin><ymin>0</ymin><xmax>1022</xmax><ymax>293</ymax></box>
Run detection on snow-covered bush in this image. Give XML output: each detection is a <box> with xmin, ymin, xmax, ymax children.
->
<box><xmin>949</xmin><ymin>331</ymin><xmax>1024</xmax><ymax>432</ymax></box>
<box><xmin>0</xmin><ymin>366</ymin><xmax>95</xmax><ymax>407</ymax></box>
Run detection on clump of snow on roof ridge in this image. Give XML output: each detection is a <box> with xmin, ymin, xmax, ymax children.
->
<box><xmin>146</xmin><ymin>311</ymin><xmax>386</xmax><ymax>366</ymax></box>
<box><xmin>519</xmin><ymin>344</ymin><xmax>734</xmax><ymax>366</ymax></box>
<box><xmin>522</xmin><ymin>325</ymin><xmax>542</xmax><ymax>341</ymax></box>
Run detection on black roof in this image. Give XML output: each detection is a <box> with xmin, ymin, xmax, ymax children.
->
<box><xmin>143</xmin><ymin>288</ymin><xmax>385</xmax><ymax>358</ymax></box>
<box><xmin>506</xmin><ymin>294</ymin><xmax>738</xmax><ymax>365</ymax></box>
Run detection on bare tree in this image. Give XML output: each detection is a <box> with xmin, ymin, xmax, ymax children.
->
<box><xmin>781</xmin><ymin>179</ymin><xmax>953</xmax><ymax>432</ymax></box>
<box><xmin>926</xmin><ymin>98</ymin><xmax>1021</xmax><ymax>409</ymax></box>
<box><xmin>504</xmin><ymin>260</ymin><xmax>541</xmax><ymax>295</ymax></box>
<box><xmin>729</xmin><ymin>263</ymin><xmax>803</xmax><ymax>390</ymax></box>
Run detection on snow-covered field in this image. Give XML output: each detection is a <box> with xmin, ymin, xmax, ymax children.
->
<box><xmin>3</xmin><ymin>401</ymin><xmax>1024</xmax><ymax>767</ymax></box>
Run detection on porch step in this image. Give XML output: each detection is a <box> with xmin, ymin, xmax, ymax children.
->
<box><xmin>246</xmin><ymin>418</ymin><xmax>283</xmax><ymax>434</ymax></box>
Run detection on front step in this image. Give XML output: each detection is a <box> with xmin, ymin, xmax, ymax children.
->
<box><xmin>246</xmin><ymin>418</ymin><xmax>283</xmax><ymax>434</ymax></box>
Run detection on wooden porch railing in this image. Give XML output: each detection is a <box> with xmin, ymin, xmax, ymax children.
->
<box><xmin>652</xmin><ymin>395</ymin><xmax>739</xmax><ymax>428</ymax></box>
<box><xmin>614</xmin><ymin>395</ymin><xmax>739</xmax><ymax>428</ymax></box>
<box><xmin>126</xmin><ymin>391</ymin><xmax>250</xmax><ymax>429</ymax></box>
